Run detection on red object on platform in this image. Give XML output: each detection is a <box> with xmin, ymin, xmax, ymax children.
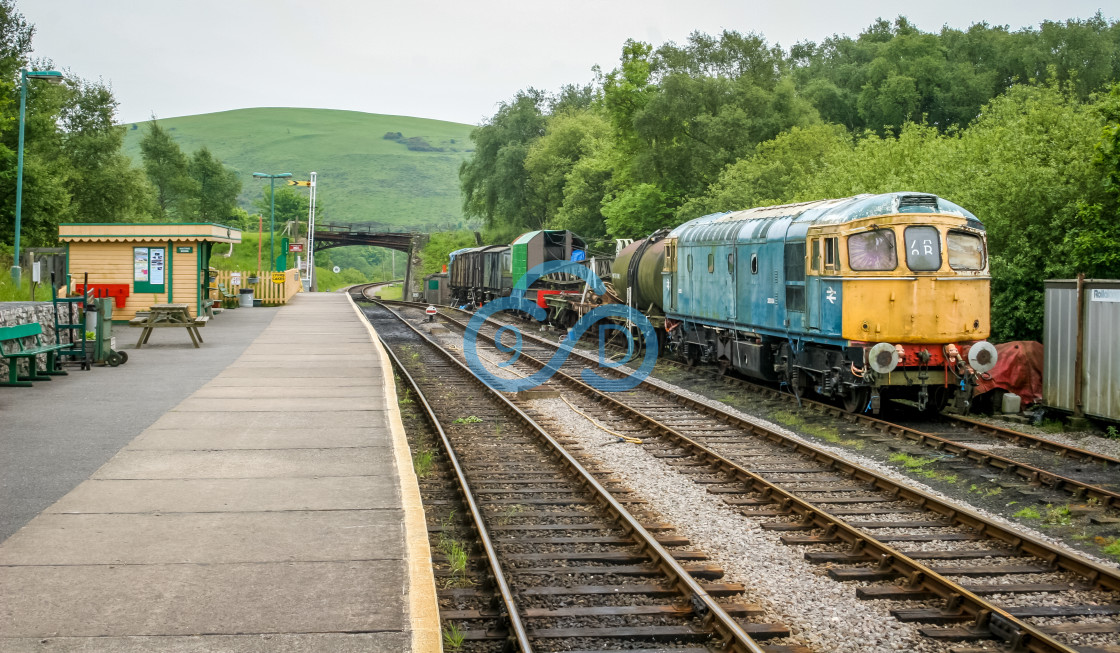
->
<box><xmin>74</xmin><ymin>283</ymin><xmax>130</xmax><ymax>309</ymax></box>
<box><xmin>973</xmin><ymin>341</ymin><xmax>1044</xmax><ymax>405</ymax></box>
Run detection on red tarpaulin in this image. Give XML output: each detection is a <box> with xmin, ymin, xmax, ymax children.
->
<box><xmin>973</xmin><ymin>341</ymin><xmax>1043</xmax><ymax>405</ymax></box>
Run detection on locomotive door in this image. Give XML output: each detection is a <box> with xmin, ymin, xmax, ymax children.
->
<box><xmin>807</xmin><ymin>237</ymin><xmax>821</xmax><ymax>331</ymax></box>
<box><xmin>724</xmin><ymin>247</ymin><xmax>737</xmax><ymax>320</ymax></box>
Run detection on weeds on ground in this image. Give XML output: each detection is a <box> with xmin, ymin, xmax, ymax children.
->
<box><xmin>398</xmin><ymin>388</ymin><xmax>414</xmax><ymax>405</ymax></box>
<box><xmin>1014</xmin><ymin>506</ymin><xmax>1043</xmax><ymax>520</ymax></box>
<box><xmin>413</xmin><ymin>449</ymin><xmax>434</xmax><ymax>478</ymax></box>
<box><xmin>1041</xmin><ymin>504</ymin><xmax>1073</xmax><ymax>526</ymax></box>
<box><xmin>1014</xmin><ymin>503</ymin><xmax>1074</xmax><ymax>527</ymax></box>
<box><xmin>773</xmin><ymin>410</ymin><xmax>864</xmax><ymax>449</ymax></box>
<box><xmin>452</xmin><ymin>415</ymin><xmax>483</xmax><ymax>424</ymax></box>
<box><xmin>1040</xmin><ymin>419</ymin><xmax>1065</xmax><ymax>434</ymax></box>
<box><xmin>440</xmin><ymin>509</ymin><xmax>457</xmax><ymax>531</ymax></box>
<box><xmin>1099</xmin><ymin>537</ymin><xmax>1120</xmax><ymax>561</ymax></box>
<box><xmin>442</xmin><ymin>622</ymin><xmax>465</xmax><ymax>651</ymax></box>
<box><xmin>437</xmin><ymin>534</ymin><xmax>471</xmax><ymax>588</ymax></box>
<box><xmin>1106</xmin><ymin>426</ymin><xmax>1119</xmax><ymax>440</ymax></box>
<box><xmin>440</xmin><ymin>536</ymin><xmax>468</xmax><ymax>576</ymax></box>
<box><xmin>888</xmin><ymin>452</ymin><xmax>958</xmax><ymax>484</ymax></box>
<box><xmin>969</xmin><ymin>483</ymin><xmax>1003</xmax><ymax>497</ymax></box>
<box><xmin>498</xmin><ymin>503</ymin><xmax>523</xmax><ymax>526</ymax></box>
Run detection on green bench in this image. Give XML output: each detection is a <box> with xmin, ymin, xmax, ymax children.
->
<box><xmin>215</xmin><ymin>284</ymin><xmax>237</xmax><ymax>308</ymax></box>
<box><xmin>0</xmin><ymin>323</ymin><xmax>68</xmax><ymax>387</ymax></box>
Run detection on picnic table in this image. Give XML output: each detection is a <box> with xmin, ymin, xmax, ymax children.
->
<box><xmin>129</xmin><ymin>303</ymin><xmax>209</xmax><ymax>349</ymax></box>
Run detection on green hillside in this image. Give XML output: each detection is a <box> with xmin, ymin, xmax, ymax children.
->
<box><xmin>121</xmin><ymin>108</ymin><xmax>475</xmax><ymax>228</ymax></box>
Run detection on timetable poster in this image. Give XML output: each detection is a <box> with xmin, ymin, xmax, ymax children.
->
<box><xmin>134</xmin><ymin>248</ymin><xmax>149</xmax><ymax>282</ymax></box>
<box><xmin>150</xmin><ymin>248</ymin><xmax>165</xmax><ymax>284</ymax></box>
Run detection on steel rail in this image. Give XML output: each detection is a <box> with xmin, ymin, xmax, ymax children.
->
<box><xmin>422</xmin><ymin>303</ymin><xmax>1120</xmax><ymax>653</ymax></box>
<box><xmin>639</xmin><ymin>341</ymin><xmax>1120</xmax><ymax>492</ymax></box>
<box><xmin>370</xmin><ymin>300</ymin><xmax>770</xmax><ymax>653</ymax></box>
<box><xmin>387</xmin><ymin>296</ymin><xmax>1119</xmax><ymax>509</ymax></box>
<box><xmin>378</xmin><ymin>334</ymin><xmax>533</xmax><ymax>652</ymax></box>
<box><xmin>948</xmin><ymin>413</ymin><xmax>1120</xmax><ymax>467</ymax></box>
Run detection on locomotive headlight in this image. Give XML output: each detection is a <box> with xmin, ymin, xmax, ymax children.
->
<box><xmin>868</xmin><ymin>342</ymin><xmax>900</xmax><ymax>374</ymax></box>
<box><xmin>967</xmin><ymin>341</ymin><xmax>998</xmax><ymax>374</ymax></box>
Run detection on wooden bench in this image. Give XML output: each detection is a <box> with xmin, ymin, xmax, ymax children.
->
<box><xmin>0</xmin><ymin>323</ymin><xmax>68</xmax><ymax>387</ymax></box>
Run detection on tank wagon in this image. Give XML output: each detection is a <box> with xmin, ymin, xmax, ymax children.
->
<box><xmin>616</xmin><ymin>192</ymin><xmax>997</xmax><ymax>414</ymax></box>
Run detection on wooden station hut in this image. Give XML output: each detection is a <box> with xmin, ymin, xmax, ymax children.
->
<box><xmin>58</xmin><ymin>223</ymin><xmax>242</xmax><ymax>320</ymax></box>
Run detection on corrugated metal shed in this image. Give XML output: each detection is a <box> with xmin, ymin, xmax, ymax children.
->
<box><xmin>1044</xmin><ymin>279</ymin><xmax>1120</xmax><ymax>422</ymax></box>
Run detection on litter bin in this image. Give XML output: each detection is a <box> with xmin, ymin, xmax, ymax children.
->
<box><xmin>91</xmin><ymin>298</ymin><xmax>127</xmax><ymax>366</ymax></box>
<box><xmin>239</xmin><ymin>288</ymin><xmax>254</xmax><ymax>308</ymax></box>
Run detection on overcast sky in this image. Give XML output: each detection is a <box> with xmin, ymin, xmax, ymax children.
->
<box><xmin>20</xmin><ymin>0</ymin><xmax>1115</xmax><ymax>127</ymax></box>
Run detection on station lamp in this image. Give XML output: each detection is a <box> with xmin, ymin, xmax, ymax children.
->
<box><xmin>11</xmin><ymin>70</ymin><xmax>65</xmax><ymax>284</ymax></box>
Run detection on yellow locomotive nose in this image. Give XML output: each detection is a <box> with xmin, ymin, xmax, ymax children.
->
<box><xmin>844</xmin><ymin>276</ymin><xmax>991</xmax><ymax>343</ymax></box>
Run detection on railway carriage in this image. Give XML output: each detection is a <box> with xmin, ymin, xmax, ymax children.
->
<box><xmin>447</xmin><ymin>230</ymin><xmax>604</xmax><ymax>309</ymax></box>
<box><xmin>623</xmin><ymin>192</ymin><xmax>996</xmax><ymax>414</ymax></box>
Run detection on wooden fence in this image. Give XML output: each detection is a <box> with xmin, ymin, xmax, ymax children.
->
<box><xmin>211</xmin><ymin>268</ymin><xmax>302</xmax><ymax>305</ymax></box>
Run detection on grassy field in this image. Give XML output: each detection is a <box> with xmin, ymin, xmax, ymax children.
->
<box><xmin>121</xmin><ymin>108</ymin><xmax>475</xmax><ymax>228</ymax></box>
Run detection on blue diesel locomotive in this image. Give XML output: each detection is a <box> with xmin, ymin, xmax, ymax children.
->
<box><xmin>614</xmin><ymin>192</ymin><xmax>997</xmax><ymax>414</ymax></box>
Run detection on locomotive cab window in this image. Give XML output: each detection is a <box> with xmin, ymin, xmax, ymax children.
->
<box><xmin>848</xmin><ymin>228</ymin><xmax>897</xmax><ymax>271</ymax></box>
<box><xmin>905</xmin><ymin>226</ymin><xmax>941</xmax><ymax>271</ymax></box>
<box><xmin>824</xmin><ymin>237</ymin><xmax>839</xmax><ymax>271</ymax></box>
<box><xmin>947</xmin><ymin>231</ymin><xmax>985</xmax><ymax>270</ymax></box>
<box><xmin>811</xmin><ymin>239</ymin><xmax>820</xmax><ymax>272</ymax></box>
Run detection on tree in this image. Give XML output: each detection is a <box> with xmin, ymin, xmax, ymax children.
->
<box><xmin>253</xmin><ymin>184</ymin><xmax>318</xmax><ymax>234</ymax></box>
<box><xmin>1065</xmin><ymin>83</ymin><xmax>1120</xmax><ymax>278</ymax></box>
<box><xmin>524</xmin><ymin>110</ymin><xmax>611</xmax><ymax>235</ymax></box>
<box><xmin>459</xmin><ymin>89</ymin><xmax>549</xmax><ymax>232</ymax></box>
<box><xmin>188</xmin><ymin>146</ymin><xmax>240</xmax><ymax>223</ymax></box>
<box><xmin>58</xmin><ymin>77</ymin><xmax>154</xmax><ymax>222</ymax></box>
<box><xmin>139</xmin><ymin>118</ymin><xmax>194</xmax><ymax>218</ymax></box>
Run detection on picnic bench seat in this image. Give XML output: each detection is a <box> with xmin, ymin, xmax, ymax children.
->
<box><xmin>0</xmin><ymin>323</ymin><xmax>68</xmax><ymax>387</ymax></box>
<box><xmin>129</xmin><ymin>304</ymin><xmax>208</xmax><ymax>348</ymax></box>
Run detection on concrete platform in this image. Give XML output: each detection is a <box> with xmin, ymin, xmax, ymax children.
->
<box><xmin>0</xmin><ymin>293</ymin><xmax>438</xmax><ymax>652</ymax></box>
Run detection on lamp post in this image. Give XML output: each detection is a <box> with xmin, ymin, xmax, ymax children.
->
<box><xmin>11</xmin><ymin>70</ymin><xmax>65</xmax><ymax>284</ymax></box>
<box><xmin>252</xmin><ymin>172</ymin><xmax>292</xmax><ymax>272</ymax></box>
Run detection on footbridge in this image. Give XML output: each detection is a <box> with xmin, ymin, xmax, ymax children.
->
<box><xmin>311</xmin><ymin>223</ymin><xmax>429</xmax><ymax>298</ymax></box>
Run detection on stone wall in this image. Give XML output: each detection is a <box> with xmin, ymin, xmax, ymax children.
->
<box><xmin>0</xmin><ymin>302</ymin><xmax>79</xmax><ymax>379</ymax></box>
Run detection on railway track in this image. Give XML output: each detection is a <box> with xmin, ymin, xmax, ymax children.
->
<box><xmin>357</xmin><ymin>296</ymin><xmax>805</xmax><ymax>652</ymax></box>
<box><xmin>378</xmin><ymin>296</ymin><xmax>1120</xmax><ymax>652</ymax></box>
<box><xmin>654</xmin><ymin>361</ymin><xmax>1120</xmax><ymax>506</ymax></box>
<box><xmin>394</xmin><ymin>296</ymin><xmax>1119</xmax><ymax>510</ymax></box>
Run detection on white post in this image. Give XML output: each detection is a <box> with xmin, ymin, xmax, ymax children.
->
<box><xmin>306</xmin><ymin>172</ymin><xmax>317</xmax><ymax>290</ymax></box>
